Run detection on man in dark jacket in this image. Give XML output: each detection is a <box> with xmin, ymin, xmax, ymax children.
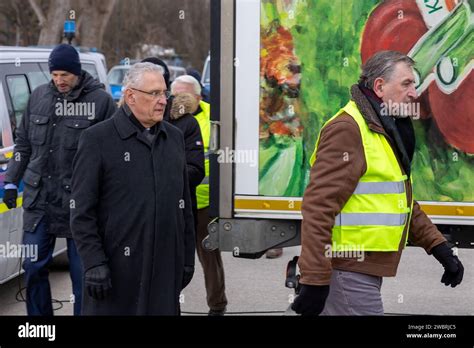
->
<box><xmin>171</xmin><ymin>76</ymin><xmax>228</xmax><ymax>316</ymax></box>
<box><xmin>71</xmin><ymin>62</ymin><xmax>195</xmax><ymax>315</ymax></box>
<box><xmin>2</xmin><ymin>44</ymin><xmax>116</xmax><ymax>316</ymax></box>
<box><xmin>144</xmin><ymin>58</ymin><xmax>205</xmax><ymax>227</ymax></box>
<box><xmin>169</xmin><ymin>92</ymin><xmax>205</xmax><ymax>228</ymax></box>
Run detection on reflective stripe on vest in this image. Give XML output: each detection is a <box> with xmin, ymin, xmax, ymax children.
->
<box><xmin>195</xmin><ymin>101</ymin><xmax>211</xmax><ymax>209</ymax></box>
<box><xmin>353</xmin><ymin>181</ymin><xmax>405</xmax><ymax>194</ymax></box>
<box><xmin>334</xmin><ymin>213</ymin><xmax>408</xmax><ymax>226</ymax></box>
<box><xmin>310</xmin><ymin>100</ymin><xmax>413</xmax><ymax>252</ymax></box>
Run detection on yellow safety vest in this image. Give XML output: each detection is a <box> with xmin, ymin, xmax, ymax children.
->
<box><xmin>195</xmin><ymin>100</ymin><xmax>210</xmax><ymax>209</ymax></box>
<box><xmin>310</xmin><ymin>100</ymin><xmax>413</xmax><ymax>252</ymax></box>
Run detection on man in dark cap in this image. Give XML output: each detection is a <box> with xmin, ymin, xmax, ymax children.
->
<box><xmin>3</xmin><ymin>43</ymin><xmax>116</xmax><ymax>316</ymax></box>
<box><xmin>171</xmin><ymin>75</ymin><xmax>228</xmax><ymax>316</ymax></box>
<box><xmin>141</xmin><ymin>57</ymin><xmax>171</xmax><ymax>89</ymax></box>
<box><xmin>143</xmin><ymin>58</ymin><xmax>205</xmax><ymax>231</ymax></box>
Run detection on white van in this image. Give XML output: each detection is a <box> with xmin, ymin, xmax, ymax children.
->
<box><xmin>0</xmin><ymin>46</ymin><xmax>111</xmax><ymax>284</ymax></box>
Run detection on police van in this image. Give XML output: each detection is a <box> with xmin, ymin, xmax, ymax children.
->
<box><xmin>0</xmin><ymin>46</ymin><xmax>111</xmax><ymax>284</ymax></box>
<box><xmin>107</xmin><ymin>61</ymin><xmax>186</xmax><ymax>102</ymax></box>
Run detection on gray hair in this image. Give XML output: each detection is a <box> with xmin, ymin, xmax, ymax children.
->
<box><xmin>118</xmin><ymin>62</ymin><xmax>164</xmax><ymax>106</ymax></box>
<box><xmin>171</xmin><ymin>75</ymin><xmax>202</xmax><ymax>96</ymax></box>
<box><xmin>123</xmin><ymin>62</ymin><xmax>164</xmax><ymax>89</ymax></box>
<box><xmin>359</xmin><ymin>51</ymin><xmax>415</xmax><ymax>89</ymax></box>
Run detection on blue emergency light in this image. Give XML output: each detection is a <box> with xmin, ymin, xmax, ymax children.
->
<box><xmin>64</xmin><ymin>20</ymin><xmax>76</xmax><ymax>44</ymax></box>
<box><xmin>64</xmin><ymin>21</ymin><xmax>75</xmax><ymax>34</ymax></box>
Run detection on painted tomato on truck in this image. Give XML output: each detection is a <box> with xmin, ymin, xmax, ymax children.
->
<box><xmin>259</xmin><ymin>0</ymin><xmax>474</xmax><ymax>202</ymax></box>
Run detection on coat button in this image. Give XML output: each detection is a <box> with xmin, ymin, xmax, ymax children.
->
<box><xmin>66</xmin><ymin>185</ymin><xmax>70</xmax><ymax>189</ymax></box>
<box><xmin>53</xmin><ymin>123</ymin><xmax>56</xmax><ymax>127</ymax></box>
<box><xmin>48</xmin><ymin>176</ymin><xmax>51</xmax><ymax>179</ymax></box>
<box><xmin>75</xmin><ymin>124</ymin><xmax>79</xmax><ymax>127</ymax></box>
<box><xmin>49</xmin><ymin>149</ymin><xmax>53</xmax><ymax>153</ymax></box>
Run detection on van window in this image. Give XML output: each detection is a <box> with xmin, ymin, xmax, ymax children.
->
<box><xmin>108</xmin><ymin>68</ymin><xmax>128</xmax><ymax>85</ymax></box>
<box><xmin>169</xmin><ymin>67</ymin><xmax>186</xmax><ymax>83</ymax></box>
<box><xmin>27</xmin><ymin>70</ymin><xmax>50</xmax><ymax>91</ymax></box>
<box><xmin>6</xmin><ymin>75</ymin><xmax>29</xmax><ymax>129</ymax></box>
<box><xmin>82</xmin><ymin>63</ymin><xmax>99</xmax><ymax>80</ymax></box>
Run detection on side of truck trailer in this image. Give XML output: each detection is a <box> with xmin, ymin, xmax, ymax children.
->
<box><xmin>205</xmin><ymin>0</ymin><xmax>474</xmax><ymax>257</ymax></box>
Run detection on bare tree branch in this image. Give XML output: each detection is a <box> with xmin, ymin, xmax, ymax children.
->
<box><xmin>28</xmin><ymin>0</ymin><xmax>46</xmax><ymax>27</ymax></box>
<box><xmin>11</xmin><ymin>0</ymin><xmax>22</xmax><ymax>45</ymax></box>
<box><xmin>77</xmin><ymin>0</ymin><xmax>117</xmax><ymax>49</ymax></box>
<box><xmin>37</xmin><ymin>0</ymin><xmax>72</xmax><ymax>45</ymax></box>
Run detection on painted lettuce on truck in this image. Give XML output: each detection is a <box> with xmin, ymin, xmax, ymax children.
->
<box><xmin>258</xmin><ymin>0</ymin><xmax>474</xmax><ymax>202</ymax></box>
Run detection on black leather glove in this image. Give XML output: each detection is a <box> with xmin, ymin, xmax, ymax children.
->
<box><xmin>291</xmin><ymin>284</ymin><xmax>330</xmax><ymax>316</ymax></box>
<box><xmin>432</xmin><ymin>242</ymin><xmax>464</xmax><ymax>288</ymax></box>
<box><xmin>182</xmin><ymin>265</ymin><xmax>194</xmax><ymax>290</ymax></box>
<box><xmin>3</xmin><ymin>188</ymin><xmax>18</xmax><ymax>209</ymax></box>
<box><xmin>85</xmin><ymin>264</ymin><xmax>112</xmax><ymax>300</ymax></box>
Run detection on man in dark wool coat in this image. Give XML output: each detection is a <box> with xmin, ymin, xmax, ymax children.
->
<box><xmin>70</xmin><ymin>62</ymin><xmax>196</xmax><ymax>315</ymax></box>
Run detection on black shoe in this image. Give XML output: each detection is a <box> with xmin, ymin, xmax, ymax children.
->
<box><xmin>208</xmin><ymin>308</ymin><xmax>226</xmax><ymax>316</ymax></box>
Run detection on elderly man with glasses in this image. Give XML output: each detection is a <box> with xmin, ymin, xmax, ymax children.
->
<box><xmin>70</xmin><ymin>62</ymin><xmax>196</xmax><ymax>315</ymax></box>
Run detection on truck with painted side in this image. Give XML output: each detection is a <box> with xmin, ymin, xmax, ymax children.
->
<box><xmin>205</xmin><ymin>0</ymin><xmax>473</xmax><ymax>258</ymax></box>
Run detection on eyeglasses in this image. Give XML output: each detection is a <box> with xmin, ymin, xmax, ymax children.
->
<box><xmin>130</xmin><ymin>87</ymin><xmax>171</xmax><ymax>99</ymax></box>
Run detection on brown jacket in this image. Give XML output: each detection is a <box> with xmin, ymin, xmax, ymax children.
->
<box><xmin>299</xmin><ymin>84</ymin><xmax>446</xmax><ymax>286</ymax></box>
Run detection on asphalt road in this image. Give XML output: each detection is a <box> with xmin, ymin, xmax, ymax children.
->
<box><xmin>0</xmin><ymin>245</ymin><xmax>472</xmax><ymax>316</ymax></box>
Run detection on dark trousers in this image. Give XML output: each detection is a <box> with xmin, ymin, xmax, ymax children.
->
<box><xmin>22</xmin><ymin>217</ymin><xmax>83</xmax><ymax>315</ymax></box>
<box><xmin>196</xmin><ymin>207</ymin><xmax>227</xmax><ymax>311</ymax></box>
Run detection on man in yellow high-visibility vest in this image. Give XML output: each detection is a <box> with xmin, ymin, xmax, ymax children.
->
<box><xmin>292</xmin><ymin>51</ymin><xmax>464</xmax><ymax>316</ymax></box>
<box><xmin>171</xmin><ymin>75</ymin><xmax>228</xmax><ymax>316</ymax></box>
